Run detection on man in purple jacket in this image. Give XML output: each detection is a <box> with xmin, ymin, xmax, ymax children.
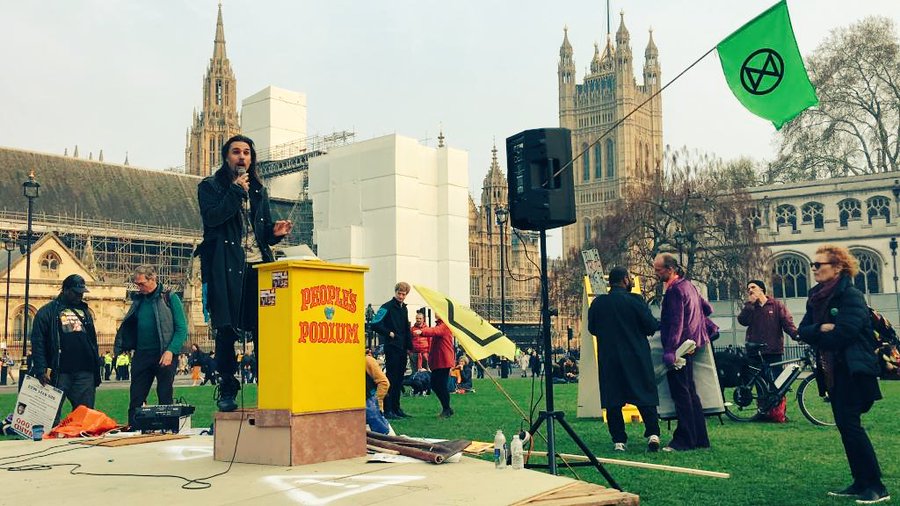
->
<box><xmin>653</xmin><ymin>253</ymin><xmax>711</xmax><ymax>451</ymax></box>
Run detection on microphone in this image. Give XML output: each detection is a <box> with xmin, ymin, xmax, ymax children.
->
<box><xmin>236</xmin><ymin>167</ymin><xmax>250</xmax><ymax>212</ymax></box>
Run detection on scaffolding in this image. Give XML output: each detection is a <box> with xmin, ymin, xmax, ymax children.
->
<box><xmin>0</xmin><ymin>210</ymin><xmax>199</xmax><ymax>288</ymax></box>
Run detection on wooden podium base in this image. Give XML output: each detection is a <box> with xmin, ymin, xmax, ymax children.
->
<box><xmin>214</xmin><ymin>408</ymin><xmax>366</xmax><ymax>466</ymax></box>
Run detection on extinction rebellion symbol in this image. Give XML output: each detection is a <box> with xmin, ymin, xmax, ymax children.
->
<box><xmin>740</xmin><ymin>48</ymin><xmax>784</xmax><ymax>95</ymax></box>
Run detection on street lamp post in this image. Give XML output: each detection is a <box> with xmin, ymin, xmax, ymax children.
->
<box><xmin>4</xmin><ymin>235</ymin><xmax>15</xmax><ymax>346</ymax></box>
<box><xmin>495</xmin><ymin>206</ymin><xmax>509</xmax><ymax>336</ymax></box>
<box><xmin>890</xmin><ymin>238</ymin><xmax>899</xmax><ymax>319</ymax></box>
<box><xmin>21</xmin><ymin>171</ymin><xmax>40</xmax><ymax>381</ymax></box>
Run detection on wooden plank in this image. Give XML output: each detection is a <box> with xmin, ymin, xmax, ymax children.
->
<box><xmin>512</xmin><ymin>481</ymin><xmax>639</xmax><ymax>506</ymax></box>
<box><xmin>529</xmin><ymin>451</ymin><xmax>730</xmax><ymax>479</ymax></box>
<box><xmin>79</xmin><ymin>434</ymin><xmax>188</xmax><ymax>447</ymax></box>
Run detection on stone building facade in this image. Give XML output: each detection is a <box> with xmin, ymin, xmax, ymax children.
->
<box><xmin>708</xmin><ymin>172</ymin><xmax>900</xmax><ymax>303</ymax></box>
<box><xmin>468</xmin><ymin>146</ymin><xmax>542</xmax><ymax>345</ymax></box>
<box><xmin>707</xmin><ymin>172</ymin><xmax>900</xmax><ymax>347</ymax></box>
<box><xmin>184</xmin><ymin>4</ymin><xmax>241</xmax><ymax>177</ymax></box>
<box><xmin>558</xmin><ymin>13</ymin><xmax>663</xmax><ymax>254</ymax></box>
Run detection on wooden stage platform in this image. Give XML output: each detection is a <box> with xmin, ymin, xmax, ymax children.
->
<box><xmin>0</xmin><ymin>435</ymin><xmax>638</xmax><ymax>505</ymax></box>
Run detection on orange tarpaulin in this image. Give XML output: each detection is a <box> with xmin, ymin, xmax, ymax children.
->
<box><xmin>49</xmin><ymin>406</ymin><xmax>118</xmax><ymax>438</ymax></box>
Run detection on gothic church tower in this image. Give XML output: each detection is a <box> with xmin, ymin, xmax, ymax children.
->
<box><xmin>185</xmin><ymin>3</ymin><xmax>241</xmax><ymax>176</ymax></box>
<box><xmin>559</xmin><ymin>12</ymin><xmax>663</xmax><ymax>254</ymax></box>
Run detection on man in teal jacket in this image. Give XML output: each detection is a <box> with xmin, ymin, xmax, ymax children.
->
<box><xmin>114</xmin><ymin>265</ymin><xmax>187</xmax><ymax>427</ymax></box>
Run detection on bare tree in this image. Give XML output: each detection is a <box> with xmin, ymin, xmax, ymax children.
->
<box><xmin>589</xmin><ymin>146</ymin><xmax>769</xmax><ymax>301</ymax></box>
<box><xmin>770</xmin><ymin>16</ymin><xmax>900</xmax><ymax>181</ymax></box>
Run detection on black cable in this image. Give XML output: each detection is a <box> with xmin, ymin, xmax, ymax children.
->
<box><xmin>0</xmin><ymin>438</ymin><xmax>217</xmax><ymax>489</ymax></box>
<box><xmin>505</xmin><ymin>228</ymin><xmax>542</xmax><ymax>283</ymax></box>
<box><xmin>0</xmin><ymin>440</ymin><xmax>84</xmax><ymax>463</ymax></box>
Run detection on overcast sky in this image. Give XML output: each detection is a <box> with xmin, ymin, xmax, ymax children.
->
<box><xmin>4</xmin><ymin>1</ymin><xmax>898</xmax><ymax>257</ymax></box>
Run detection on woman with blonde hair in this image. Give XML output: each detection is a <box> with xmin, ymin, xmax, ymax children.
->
<box><xmin>797</xmin><ymin>245</ymin><xmax>888</xmax><ymax>504</ymax></box>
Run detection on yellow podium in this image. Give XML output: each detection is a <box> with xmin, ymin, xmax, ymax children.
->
<box><xmin>214</xmin><ymin>259</ymin><xmax>369</xmax><ymax>466</ymax></box>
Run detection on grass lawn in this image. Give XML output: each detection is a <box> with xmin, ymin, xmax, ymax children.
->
<box><xmin>1</xmin><ymin>377</ymin><xmax>897</xmax><ymax>505</ymax></box>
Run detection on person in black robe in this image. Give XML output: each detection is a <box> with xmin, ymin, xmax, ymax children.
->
<box><xmin>587</xmin><ymin>266</ymin><xmax>661</xmax><ymax>452</ymax></box>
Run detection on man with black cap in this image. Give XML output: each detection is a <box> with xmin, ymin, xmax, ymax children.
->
<box><xmin>738</xmin><ymin>279</ymin><xmax>797</xmax><ymax>422</ymax></box>
<box><xmin>738</xmin><ymin>279</ymin><xmax>798</xmax><ymax>375</ymax></box>
<box><xmin>30</xmin><ymin>274</ymin><xmax>101</xmax><ymax>411</ymax></box>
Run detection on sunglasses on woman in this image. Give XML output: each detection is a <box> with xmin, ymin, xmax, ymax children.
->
<box><xmin>810</xmin><ymin>261</ymin><xmax>835</xmax><ymax>269</ymax></box>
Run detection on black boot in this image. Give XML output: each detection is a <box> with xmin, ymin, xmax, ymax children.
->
<box><xmin>216</xmin><ymin>376</ymin><xmax>240</xmax><ymax>412</ymax></box>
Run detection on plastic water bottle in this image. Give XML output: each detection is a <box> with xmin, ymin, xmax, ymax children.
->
<box><xmin>493</xmin><ymin>429</ymin><xmax>506</xmax><ymax>469</ymax></box>
<box><xmin>510</xmin><ymin>434</ymin><xmax>524</xmax><ymax>470</ymax></box>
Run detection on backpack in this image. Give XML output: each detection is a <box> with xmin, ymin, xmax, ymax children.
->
<box><xmin>714</xmin><ymin>346</ymin><xmax>747</xmax><ymax>388</ymax></box>
<box><xmin>869</xmin><ymin>307</ymin><xmax>900</xmax><ymax>380</ymax></box>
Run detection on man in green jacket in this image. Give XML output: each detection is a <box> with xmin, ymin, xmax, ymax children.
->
<box><xmin>114</xmin><ymin>265</ymin><xmax>187</xmax><ymax>427</ymax></box>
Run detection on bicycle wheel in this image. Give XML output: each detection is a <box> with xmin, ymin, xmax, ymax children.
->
<box><xmin>723</xmin><ymin>377</ymin><xmax>767</xmax><ymax>422</ymax></box>
<box><xmin>797</xmin><ymin>374</ymin><xmax>835</xmax><ymax>427</ymax></box>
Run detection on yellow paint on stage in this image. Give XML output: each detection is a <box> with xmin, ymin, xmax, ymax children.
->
<box><xmin>256</xmin><ymin>260</ymin><xmax>369</xmax><ymax>413</ymax></box>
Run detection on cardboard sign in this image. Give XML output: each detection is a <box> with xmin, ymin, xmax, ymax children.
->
<box><xmin>12</xmin><ymin>375</ymin><xmax>64</xmax><ymax>439</ymax></box>
<box><xmin>581</xmin><ymin>248</ymin><xmax>606</xmax><ymax>294</ymax></box>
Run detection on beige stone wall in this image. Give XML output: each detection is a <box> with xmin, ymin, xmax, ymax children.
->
<box><xmin>744</xmin><ymin>172</ymin><xmax>900</xmax><ymax>295</ymax></box>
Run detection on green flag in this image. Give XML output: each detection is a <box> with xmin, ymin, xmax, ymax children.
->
<box><xmin>717</xmin><ymin>0</ymin><xmax>818</xmax><ymax>129</ymax></box>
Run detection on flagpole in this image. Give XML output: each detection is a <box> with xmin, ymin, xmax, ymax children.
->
<box><xmin>548</xmin><ymin>45</ymin><xmax>717</xmax><ymax>184</ymax></box>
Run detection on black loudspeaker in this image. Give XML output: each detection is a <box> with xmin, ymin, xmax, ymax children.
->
<box><xmin>506</xmin><ymin>128</ymin><xmax>576</xmax><ymax>231</ymax></box>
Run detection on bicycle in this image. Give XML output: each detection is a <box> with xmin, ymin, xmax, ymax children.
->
<box><xmin>719</xmin><ymin>343</ymin><xmax>834</xmax><ymax>426</ymax></box>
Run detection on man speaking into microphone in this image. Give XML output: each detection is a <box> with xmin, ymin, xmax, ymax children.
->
<box><xmin>197</xmin><ymin>135</ymin><xmax>292</xmax><ymax>412</ymax></box>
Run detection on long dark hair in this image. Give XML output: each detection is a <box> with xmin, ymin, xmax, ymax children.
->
<box><xmin>215</xmin><ymin>134</ymin><xmax>262</xmax><ymax>188</ymax></box>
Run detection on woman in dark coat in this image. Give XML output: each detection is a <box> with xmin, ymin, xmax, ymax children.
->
<box><xmin>797</xmin><ymin>245</ymin><xmax>888</xmax><ymax>503</ymax></box>
<box><xmin>197</xmin><ymin>134</ymin><xmax>292</xmax><ymax>411</ymax></box>
<box><xmin>587</xmin><ymin>266</ymin><xmax>660</xmax><ymax>452</ymax></box>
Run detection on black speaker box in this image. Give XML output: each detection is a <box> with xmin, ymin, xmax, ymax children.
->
<box><xmin>505</xmin><ymin>128</ymin><xmax>576</xmax><ymax>231</ymax></box>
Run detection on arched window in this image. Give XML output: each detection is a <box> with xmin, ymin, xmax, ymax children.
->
<box><xmin>837</xmin><ymin>198</ymin><xmax>862</xmax><ymax>227</ymax></box>
<box><xmin>866</xmin><ymin>196</ymin><xmax>891</xmax><ymax>224</ymax></box>
<box><xmin>594</xmin><ymin>144</ymin><xmax>602</xmax><ymax>178</ymax></box>
<box><xmin>801</xmin><ymin>202</ymin><xmax>824</xmax><ymax>230</ymax></box>
<box><xmin>13</xmin><ymin>305</ymin><xmax>35</xmax><ymax>340</ymax></box>
<box><xmin>748</xmin><ymin>207</ymin><xmax>763</xmax><ymax>229</ymax></box>
<box><xmin>707</xmin><ymin>272</ymin><xmax>739</xmax><ymax>302</ymax></box>
<box><xmin>644</xmin><ymin>145</ymin><xmax>650</xmax><ymax>173</ymax></box>
<box><xmin>39</xmin><ymin>251</ymin><xmax>61</xmax><ymax>278</ymax></box>
<box><xmin>606</xmin><ymin>139</ymin><xmax>616</xmax><ymax>179</ymax></box>
<box><xmin>635</xmin><ymin>140</ymin><xmax>642</xmax><ymax>176</ymax></box>
<box><xmin>851</xmin><ymin>249</ymin><xmax>881</xmax><ymax>294</ymax></box>
<box><xmin>772</xmin><ymin>254</ymin><xmax>809</xmax><ymax>298</ymax></box>
<box><xmin>582</xmin><ymin>143</ymin><xmax>590</xmax><ymax>182</ymax></box>
<box><xmin>775</xmin><ymin>204</ymin><xmax>797</xmax><ymax>232</ymax></box>
<box><xmin>583</xmin><ymin>218</ymin><xmax>592</xmax><ymax>244</ymax></box>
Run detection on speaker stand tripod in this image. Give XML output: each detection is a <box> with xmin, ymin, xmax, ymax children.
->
<box><xmin>524</xmin><ymin>230</ymin><xmax>620</xmax><ymax>491</ymax></box>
